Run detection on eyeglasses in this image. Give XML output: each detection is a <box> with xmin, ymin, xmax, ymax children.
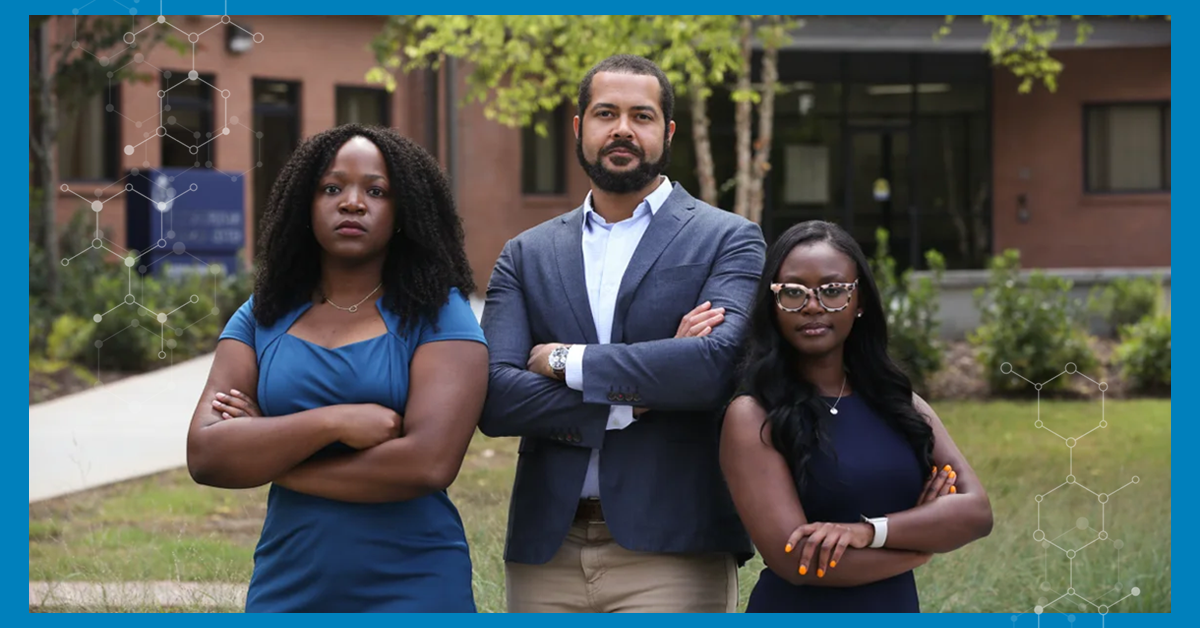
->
<box><xmin>770</xmin><ymin>280</ymin><xmax>858</xmax><ymax>313</ymax></box>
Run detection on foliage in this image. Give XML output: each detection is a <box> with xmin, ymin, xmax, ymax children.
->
<box><xmin>370</xmin><ymin>15</ymin><xmax>744</xmax><ymax>133</ymax></box>
<box><xmin>940</xmin><ymin>15</ymin><xmax>1171</xmax><ymax>93</ymax></box>
<box><xmin>969</xmin><ymin>249</ymin><xmax>1096</xmax><ymax>394</ymax></box>
<box><xmin>1114</xmin><ymin>313</ymin><xmax>1171</xmax><ymax>394</ymax></box>
<box><xmin>870</xmin><ymin>229</ymin><xmax>946</xmax><ymax>394</ymax></box>
<box><xmin>1087</xmin><ymin>274</ymin><xmax>1166</xmax><ymax>338</ymax></box>
<box><xmin>31</xmin><ymin>208</ymin><xmax>253</xmax><ymax>376</ymax></box>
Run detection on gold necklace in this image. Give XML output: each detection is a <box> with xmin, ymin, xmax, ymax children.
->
<box><xmin>321</xmin><ymin>283</ymin><xmax>382</xmax><ymax>313</ymax></box>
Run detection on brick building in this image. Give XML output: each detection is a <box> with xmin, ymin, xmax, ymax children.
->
<box><xmin>40</xmin><ymin>15</ymin><xmax>1170</xmax><ymax>294</ymax></box>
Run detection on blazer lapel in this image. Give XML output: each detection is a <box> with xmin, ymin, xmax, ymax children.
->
<box><xmin>610</xmin><ymin>184</ymin><xmax>696</xmax><ymax>343</ymax></box>
<box><xmin>553</xmin><ymin>206</ymin><xmax>600</xmax><ymax>345</ymax></box>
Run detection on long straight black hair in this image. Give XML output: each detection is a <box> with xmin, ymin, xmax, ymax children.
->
<box><xmin>736</xmin><ymin>220</ymin><xmax>934</xmax><ymax>492</ymax></box>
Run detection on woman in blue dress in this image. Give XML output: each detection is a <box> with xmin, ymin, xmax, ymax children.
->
<box><xmin>185</xmin><ymin>124</ymin><xmax>487</xmax><ymax>612</ymax></box>
<box><xmin>721</xmin><ymin>220</ymin><xmax>993</xmax><ymax>613</ymax></box>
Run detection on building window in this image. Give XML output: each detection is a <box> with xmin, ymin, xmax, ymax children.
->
<box><xmin>1085</xmin><ymin>102</ymin><xmax>1170</xmax><ymax>193</ymax></box>
<box><xmin>522</xmin><ymin>106</ymin><xmax>566</xmax><ymax>195</ymax></box>
<box><xmin>162</xmin><ymin>71</ymin><xmax>215</xmax><ymax>168</ymax></box>
<box><xmin>336</xmin><ymin>86</ymin><xmax>390</xmax><ymax>127</ymax></box>
<box><xmin>57</xmin><ymin>87</ymin><xmax>120</xmax><ymax>181</ymax></box>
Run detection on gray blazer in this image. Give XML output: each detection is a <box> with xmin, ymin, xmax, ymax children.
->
<box><xmin>479</xmin><ymin>183</ymin><xmax>765</xmax><ymax>565</ymax></box>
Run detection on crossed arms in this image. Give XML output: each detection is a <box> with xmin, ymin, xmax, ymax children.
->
<box><xmin>185</xmin><ymin>337</ymin><xmax>487</xmax><ymax>503</ymax></box>
<box><xmin>477</xmin><ymin>220</ymin><xmax>766</xmax><ymax>447</ymax></box>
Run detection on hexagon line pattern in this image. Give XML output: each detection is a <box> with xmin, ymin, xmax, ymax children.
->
<box><xmin>56</xmin><ymin>2</ymin><xmax>260</xmax><ymax>386</ymax></box>
<box><xmin>1004</xmin><ymin>362</ymin><xmax>1143</xmax><ymax>628</ymax></box>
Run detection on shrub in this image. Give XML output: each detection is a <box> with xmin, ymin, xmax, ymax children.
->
<box><xmin>45</xmin><ymin>315</ymin><xmax>94</xmax><ymax>363</ymax></box>
<box><xmin>869</xmin><ymin>228</ymin><xmax>946</xmax><ymax>395</ymax></box>
<box><xmin>970</xmin><ymin>249</ymin><xmax>1096</xmax><ymax>394</ymax></box>
<box><xmin>1087</xmin><ymin>274</ymin><xmax>1166</xmax><ymax>338</ymax></box>
<box><xmin>1114</xmin><ymin>313</ymin><xmax>1171</xmax><ymax>394</ymax></box>
<box><xmin>31</xmin><ymin>208</ymin><xmax>253</xmax><ymax>376</ymax></box>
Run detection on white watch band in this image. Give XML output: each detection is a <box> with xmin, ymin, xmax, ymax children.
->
<box><xmin>862</xmin><ymin>515</ymin><xmax>888</xmax><ymax>548</ymax></box>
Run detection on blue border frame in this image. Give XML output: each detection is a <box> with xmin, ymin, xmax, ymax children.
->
<box><xmin>12</xmin><ymin>2</ymin><xmax>1185</xmax><ymax>623</ymax></box>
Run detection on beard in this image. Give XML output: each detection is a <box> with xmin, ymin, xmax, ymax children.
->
<box><xmin>576</xmin><ymin>133</ymin><xmax>672</xmax><ymax>195</ymax></box>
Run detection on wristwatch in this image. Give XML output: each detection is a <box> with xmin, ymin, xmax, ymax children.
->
<box><xmin>861</xmin><ymin>514</ymin><xmax>889</xmax><ymax>548</ymax></box>
<box><xmin>548</xmin><ymin>345</ymin><xmax>570</xmax><ymax>381</ymax></box>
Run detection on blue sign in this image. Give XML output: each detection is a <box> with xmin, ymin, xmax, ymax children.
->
<box><xmin>126</xmin><ymin>167</ymin><xmax>246</xmax><ymax>276</ymax></box>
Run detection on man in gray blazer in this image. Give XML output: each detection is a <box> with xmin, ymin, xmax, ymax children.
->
<box><xmin>479</xmin><ymin>54</ymin><xmax>765</xmax><ymax>612</ymax></box>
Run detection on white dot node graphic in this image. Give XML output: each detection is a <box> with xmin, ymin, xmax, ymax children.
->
<box><xmin>57</xmin><ymin>2</ymin><xmax>264</xmax><ymax>402</ymax></box>
<box><xmin>1006</xmin><ymin>363</ymin><xmax>1144</xmax><ymax>626</ymax></box>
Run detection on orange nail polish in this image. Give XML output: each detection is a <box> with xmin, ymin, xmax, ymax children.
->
<box><xmin>943</xmin><ymin>465</ymin><xmax>952</xmax><ymax>472</ymax></box>
<box><xmin>950</xmin><ymin>471</ymin><xmax>957</xmax><ymax>479</ymax></box>
<box><xmin>799</xmin><ymin>565</ymin><xmax>807</xmax><ymax>575</ymax></box>
<box><xmin>817</xmin><ymin>569</ymin><xmax>825</xmax><ymax>578</ymax></box>
<box><xmin>950</xmin><ymin>486</ymin><xmax>957</xmax><ymax>494</ymax></box>
<box><xmin>785</xmin><ymin>544</ymin><xmax>793</xmax><ymax>553</ymax></box>
<box><xmin>830</xmin><ymin>561</ymin><xmax>837</xmax><ymax>568</ymax></box>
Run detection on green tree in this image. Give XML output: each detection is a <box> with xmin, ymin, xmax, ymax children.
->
<box><xmin>942</xmin><ymin>15</ymin><xmax>1172</xmax><ymax>93</ymax></box>
<box><xmin>30</xmin><ymin>15</ymin><xmax>178</xmax><ymax>304</ymax></box>
<box><xmin>369</xmin><ymin>15</ymin><xmax>794</xmax><ymax>221</ymax></box>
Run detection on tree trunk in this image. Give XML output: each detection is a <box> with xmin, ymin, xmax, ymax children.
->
<box><xmin>748</xmin><ymin>29</ymin><xmax>779</xmax><ymax>226</ymax></box>
<box><xmin>35</xmin><ymin>18</ymin><xmax>60</xmax><ymax>303</ymax></box>
<box><xmin>733</xmin><ymin>15</ymin><xmax>753</xmax><ymax>220</ymax></box>
<box><xmin>688</xmin><ymin>78</ymin><xmax>718</xmax><ymax>207</ymax></box>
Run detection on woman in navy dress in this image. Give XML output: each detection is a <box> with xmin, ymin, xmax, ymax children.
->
<box><xmin>185</xmin><ymin>124</ymin><xmax>487</xmax><ymax>612</ymax></box>
<box><xmin>721</xmin><ymin>221</ymin><xmax>994</xmax><ymax>612</ymax></box>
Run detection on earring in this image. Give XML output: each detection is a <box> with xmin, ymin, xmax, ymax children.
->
<box><xmin>856</xmin><ymin>311</ymin><xmax>862</xmax><ymax>318</ymax></box>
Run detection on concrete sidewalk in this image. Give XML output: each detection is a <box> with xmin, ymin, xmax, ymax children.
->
<box><xmin>29</xmin><ymin>581</ymin><xmax>246</xmax><ymax>610</ymax></box>
<box><xmin>28</xmin><ymin>296</ymin><xmax>486</xmax><ymax>504</ymax></box>
<box><xmin>29</xmin><ymin>354</ymin><xmax>215</xmax><ymax>503</ymax></box>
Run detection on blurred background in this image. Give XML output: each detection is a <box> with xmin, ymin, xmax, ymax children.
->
<box><xmin>29</xmin><ymin>12</ymin><xmax>1170</xmax><ymax>613</ymax></box>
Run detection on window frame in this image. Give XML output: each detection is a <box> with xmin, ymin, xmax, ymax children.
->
<box><xmin>1082</xmin><ymin>100</ymin><xmax>1170</xmax><ymax>195</ymax></box>
<box><xmin>335</xmin><ymin>85</ymin><xmax>392</xmax><ymax>128</ymax></box>
<box><xmin>57</xmin><ymin>83</ymin><xmax>122</xmax><ymax>183</ymax></box>
<box><xmin>521</xmin><ymin>105</ymin><xmax>568</xmax><ymax>197</ymax></box>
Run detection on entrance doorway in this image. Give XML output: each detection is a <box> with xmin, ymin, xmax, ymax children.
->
<box><xmin>846</xmin><ymin>127</ymin><xmax>910</xmax><ymax>263</ymax></box>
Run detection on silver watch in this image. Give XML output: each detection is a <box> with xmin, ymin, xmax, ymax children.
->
<box><xmin>548</xmin><ymin>345</ymin><xmax>570</xmax><ymax>380</ymax></box>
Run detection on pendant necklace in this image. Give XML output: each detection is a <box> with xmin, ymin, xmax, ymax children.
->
<box><xmin>820</xmin><ymin>375</ymin><xmax>848</xmax><ymax>415</ymax></box>
<box><xmin>321</xmin><ymin>283</ymin><xmax>382</xmax><ymax>313</ymax></box>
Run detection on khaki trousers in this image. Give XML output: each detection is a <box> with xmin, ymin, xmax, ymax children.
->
<box><xmin>505</xmin><ymin>521</ymin><xmax>738</xmax><ymax>613</ymax></box>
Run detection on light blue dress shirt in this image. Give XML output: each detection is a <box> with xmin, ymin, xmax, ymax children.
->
<box><xmin>565</xmin><ymin>176</ymin><xmax>674</xmax><ymax>499</ymax></box>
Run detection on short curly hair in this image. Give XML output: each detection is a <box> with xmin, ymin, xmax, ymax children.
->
<box><xmin>251</xmin><ymin>123</ymin><xmax>475</xmax><ymax>329</ymax></box>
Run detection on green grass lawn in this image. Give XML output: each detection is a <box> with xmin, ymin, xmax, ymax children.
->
<box><xmin>30</xmin><ymin>399</ymin><xmax>1171</xmax><ymax>613</ymax></box>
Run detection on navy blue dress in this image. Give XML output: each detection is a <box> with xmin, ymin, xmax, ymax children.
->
<box><xmin>218</xmin><ymin>288</ymin><xmax>485</xmax><ymax>613</ymax></box>
<box><xmin>745</xmin><ymin>394</ymin><xmax>925</xmax><ymax>613</ymax></box>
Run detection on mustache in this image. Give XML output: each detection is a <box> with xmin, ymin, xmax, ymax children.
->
<box><xmin>602</xmin><ymin>140</ymin><xmax>643</xmax><ymax>158</ymax></box>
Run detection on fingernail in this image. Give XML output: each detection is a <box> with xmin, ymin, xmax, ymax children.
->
<box><xmin>785</xmin><ymin>543</ymin><xmax>793</xmax><ymax>553</ymax></box>
<box><xmin>943</xmin><ymin>465</ymin><xmax>952</xmax><ymax>472</ymax></box>
<box><xmin>830</xmin><ymin>561</ymin><xmax>837</xmax><ymax>568</ymax></box>
<box><xmin>211</xmin><ymin>400</ymin><xmax>220</xmax><ymax>406</ymax></box>
<box><xmin>817</xmin><ymin>568</ymin><xmax>825</xmax><ymax>578</ymax></box>
<box><xmin>231</xmin><ymin>389</ymin><xmax>240</xmax><ymax>395</ymax></box>
<box><xmin>215</xmin><ymin>392</ymin><xmax>225</xmax><ymax>399</ymax></box>
<box><xmin>799</xmin><ymin>565</ymin><xmax>807</xmax><ymax>575</ymax></box>
<box><xmin>950</xmin><ymin>486</ymin><xmax>957</xmax><ymax>494</ymax></box>
<box><xmin>949</xmin><ymin>471</ymin><xmax>956</xmax><ymax>479</ymax></box>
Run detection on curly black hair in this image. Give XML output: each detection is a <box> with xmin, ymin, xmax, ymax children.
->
<box><xmin>251</xmin><ymin>123</ymin><xmax>475</xmax><ymax>329</ymax></box>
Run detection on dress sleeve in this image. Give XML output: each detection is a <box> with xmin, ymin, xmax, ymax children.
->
<box><xmin>218</xmin><ymin>296</ymin><xmax>256</xmax><ymax>350</ymax></box>
<box><xmin>415</xmin><ymin>288</ymin><xmax>487</xmax><ymax>347</ymax></box>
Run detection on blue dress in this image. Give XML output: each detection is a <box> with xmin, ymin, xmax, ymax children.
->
<box><xmin>218</xmin><ymin>288</ymin><xmax>485</xmax><ymax>613</ymax></box>
<box><xmin>745</xmin><ymin>394</ymin><xmax>925</xmax><ymax>613</ymax></box>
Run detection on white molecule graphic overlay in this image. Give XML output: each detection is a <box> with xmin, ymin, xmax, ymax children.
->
<box><xmin>1005</xmin><ymin>362</ymin><xmax>1143</xmax><ymax>628</ymax></box>
<box><xmin>57</xmin><ymin>1</ymin><xmax>261</xmax><ymax>391</ymax></box>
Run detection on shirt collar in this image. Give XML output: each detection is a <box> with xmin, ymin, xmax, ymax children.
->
<box><xmin>582</xmin><ymin>176</ymin><xmax>673</xmax><ymax>230</ymax></box>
